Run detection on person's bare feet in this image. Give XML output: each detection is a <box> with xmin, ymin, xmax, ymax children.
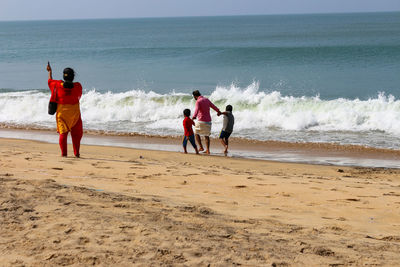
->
<box><xmin>198</xmin><ymin>147</ymin><xmax>204</xmax><ymax>152</ymax></box>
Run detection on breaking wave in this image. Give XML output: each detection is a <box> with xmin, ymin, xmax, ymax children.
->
<box><xmin>1</xmin><ymin>82</ymin><xmax>400</xmax><ymax>148</ymax></box>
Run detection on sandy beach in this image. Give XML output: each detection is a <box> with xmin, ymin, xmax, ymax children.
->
<box><xmin>1</xmin><ymin>137</ymin><xmax>400</xmax><ymax>266</ymax></box>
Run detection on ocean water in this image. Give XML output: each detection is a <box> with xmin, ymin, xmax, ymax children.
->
<box><xmin>1</xmin><ymin>12</ymin><xmax>400</xmax><ymax>149</ymax></box>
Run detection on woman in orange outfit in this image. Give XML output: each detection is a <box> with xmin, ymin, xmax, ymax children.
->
<box><xmin>47</xmin><ymin>62</ymin><xmax>83</xmax><ymax>157</ymax></box>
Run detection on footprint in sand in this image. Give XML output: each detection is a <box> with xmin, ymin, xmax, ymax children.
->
<box><xmin>0</xmin><ymin>173</ymin><xmax>14</xmax><ymax>177</ymax></box>
<box><xmin>345</xmin><ymin>198</ymin><xmax>361</xmax><ymax>202</ymax></box>
<box><xmin>321</xmin><ymin>226</ymin><xmax>344</xmax><ymax>233</ymax></box>
<box><xmin>311</xmin><ymin>247</ymin><xmax>335</xmax><ymax>257</ymax></box>
<box><xmin>137</xmin><ymin>175</ymin><xmax>150</xmax><ymax>179</ymax></box>
<box><xmin>182</xmin><ymin>173</ymin><xmax>199</xmax><ymax>177</ymax></box>
<box><xmin>76</xmin><ymin>203</ymin><xmax>90</xmax><ymax>207</ymax></box>
<box><xmin>91</xmin><ymin>161</ymin><xmax>107</xmax><ymax>167</ymax></box>
<box><xmin>355</xmin><ymin>206</ymin><xmax>374</xmax><ymax>210</ymax></box>
<box><xmin>309</xmin><ymin>180</ymin><xmax>323</xmax><ymax>184</ymax></box>
<box><xmin>310</xmin><ymin>187</ymin><xmax>322</xmax><ymax>190</ymax></box>
<box><xmin>64</xmin><ymin>228</ymin><xmax>74</xmax><ymax>234</ymax></box>
<box><xmin>275</xmin><ymin>192</ymin><xmax>291</xmax><ymax>197</ymax></box>
<box><xmin>380</xmin><ymin>236</ymin><xmax>400</xmax><ymax>242</ymax></box>
<box><xmin>96</xmin><ymin>166</ymin><xmax>111</xmax><ymax>169</ymax></box>
<box><xmin>203</xmin><ymin>191</ymin><xmax>219</xmax><ymax>194</ymax></box>
<box><xmin>202</xmin><ymin>170</ymin><xmax>220</xmax><ymax>175</ymax></box>
<box><xmin>383</xmin><ymin>192</ymin><xmax>400</xmax><ymax>197</ymax></box>
<box><xmin>77</xmin><ymin>237</ymin><xmax>90</xmax><ymax>245</ymax></box>
<box><xmin>136</xmin><ymin>173</ymin><xmax>162</xmax><ymax>179</ymax></box>
<box><xmin>129</xmin><ymin>166</ymin><xmax>145</xmax><ymax>169</ymax></box>
<box><xmin>247</xmin><ymin>176</ymin><xmax>263</xmax><ymax>181</ymax></box>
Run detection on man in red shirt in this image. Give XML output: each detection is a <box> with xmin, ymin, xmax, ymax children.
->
<box><xmin>182</xmin><ymin>109</ymin><xmax>199</xmax><ymax>154</ymax></box>
<box><xmin>192</xmin><ymin>90</ymin><xmax>221</xmax><ymax>154</ymax></box>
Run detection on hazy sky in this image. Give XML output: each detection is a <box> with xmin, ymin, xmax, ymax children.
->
<box><xmin>0</xmin><ymin>0</ymin><xmax>399</xmax><ymax>21</ymax></box>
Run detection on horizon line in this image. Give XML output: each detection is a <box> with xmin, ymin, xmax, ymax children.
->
<box><xmin>0</xmin><ymin>10</ymin><xmax>399</xmax><ymax>23</ymax></box>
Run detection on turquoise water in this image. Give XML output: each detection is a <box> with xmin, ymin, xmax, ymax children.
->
<box><xmin>1</xmin><ymin>12</ymin><xmax>400</xmax><ymax>149</ymax></box>
<box><xmin>1</xmin><ymin>12</ymin><xmax>399</xmax><ymax>98</ymax></box>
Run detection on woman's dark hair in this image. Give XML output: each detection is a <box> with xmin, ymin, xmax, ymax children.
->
<box><xmin>63</xmin><ymin>68</ymin><xmax>75</xmax><ymax>89</ymax></box>
<box><xmin>183</xmin><ymin>109</ymin><xmax>191</xmax><ymax>117</ymax></box>
<box><xmin>226</xmin><ymin>105</ymin><xmax>233</xmax><ymax>112</ymax></box>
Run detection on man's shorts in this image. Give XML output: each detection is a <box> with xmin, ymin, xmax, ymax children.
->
<box><xmin>194</xmin><ymin>121</ymin><xmax>212</xmax><ymax>136</ymax></box>
<box><xmin>219</xmin><ymin>130</ymin><xmax>231</xmax><ymax>139</ymax></box>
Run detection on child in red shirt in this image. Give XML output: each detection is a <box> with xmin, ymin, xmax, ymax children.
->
<box><xmin>183</xmin><ymin>109</ymin><xmax>199</xmax><ymax>154</ymax></box>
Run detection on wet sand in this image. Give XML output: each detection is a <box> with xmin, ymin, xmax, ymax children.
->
<box><xmin>1</xmin><ymin>127</ymin><xmax>400</xmax><ymax>168</ymax></box>
<box><xmin>1</xmin><ymin>137</ymin><xmax>400</xmax><ymax>266</ymax></box>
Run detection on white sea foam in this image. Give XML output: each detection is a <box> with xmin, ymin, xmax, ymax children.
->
<box><xmin>209</xmin><ymin>82</ymin><xmax>400</xmax><ymax>135</ymax></box>
<box><xmin>1</xmin><ymin>83</ymin><xmax>400</xmax><ymax>148</ymax></box>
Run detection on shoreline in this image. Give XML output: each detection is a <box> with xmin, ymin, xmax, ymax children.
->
<box><xmin>1</xmin><ymin>127</ymin><xmax>400</xmax><ymax>168</ymax></box>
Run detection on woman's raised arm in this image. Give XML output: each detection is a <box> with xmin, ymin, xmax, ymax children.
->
<box><xmin>47</xmin><ymin>61</ymin><xmax>53</xmax><ymax>80</ymax></box>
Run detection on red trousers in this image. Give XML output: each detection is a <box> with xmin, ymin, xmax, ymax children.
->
<box><xmin>59</xmin><ymin>117</ymin><xmax>83</xmax><ymax>157</ymax></box>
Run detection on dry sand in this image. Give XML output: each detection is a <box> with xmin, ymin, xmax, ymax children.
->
<box><xmin>1</xmin><ymin>138</ymin><xmax>400</xmax><ymax>266</ymax></box>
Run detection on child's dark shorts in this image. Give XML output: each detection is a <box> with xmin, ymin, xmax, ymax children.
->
<box><xmin>219</xmin><ymin>130</ymin><xmax>232</xmax><ymax>139</ymax></box>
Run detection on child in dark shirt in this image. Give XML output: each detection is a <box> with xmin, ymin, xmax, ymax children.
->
<box><xmin>219</xmin><ymin>105</ymin><xmax>234</xmax><ymax>154</ymax></box>
<box><xmin>182</xmin><ymin>109</ymin><xmax>199</xmax><ymax>154</ymax></box>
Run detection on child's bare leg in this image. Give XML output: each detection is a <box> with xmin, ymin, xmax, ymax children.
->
<box><xmin>189</xmin><ymin>135</ymin><xmax>199</xmax><ymax>154</ymax></box>
<box><xmin>220</xmin><ymin>138</ymin><xmax>228</xmax><ymax>153</ymax></box>
<box><xmin>183</xmin><ymin>136</ymin><xmax>188</xmax><ymax>153</ymax></box>
<box><xmin>225</xmin><ymin>138</ymin><xmax>229</xmax><ymax>154</ymax></box>
<box><xmin>195</xmin><ymin>134</ymin><xmax>204</xmax><ymax>151</ymax></box>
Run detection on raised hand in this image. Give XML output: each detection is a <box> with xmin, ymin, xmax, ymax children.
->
<box><xmin>47</xmin><ymin>61</ymin><xmax>53</xmax><ymax>80</ymax></box>
<box><xmin>46</xmin><ymin>61</ymin><xmax>52</xmax><ymax>72</ymax></box>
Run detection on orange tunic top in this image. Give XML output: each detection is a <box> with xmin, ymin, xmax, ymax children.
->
<box><xmin>48</xmin><ymin>79</ymin><xmax>82</xmax><ymax>134</ymax></box>
<box><xmin>48</xmin><ymin>79</ymin><xmax>82</xmax><ymax>104</ymax></box>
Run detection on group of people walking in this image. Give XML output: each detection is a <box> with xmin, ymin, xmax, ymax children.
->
<box><xmin>46</xmin><ymin>65</ymin><xmax>234</xmax><ymax>157</ymax></box>
<box><xmin>183</xmin><ymin>90</ymin><xmax>234</xmax><ymax>155</ymax></box>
